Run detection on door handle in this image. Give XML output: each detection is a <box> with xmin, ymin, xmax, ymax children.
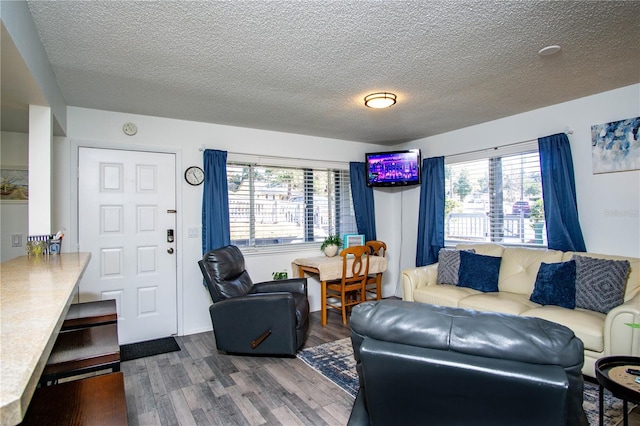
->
<box><xmin>167</xmin><ymin>248</ymin><xmax>174</xmax><ymax>254</ymax></box>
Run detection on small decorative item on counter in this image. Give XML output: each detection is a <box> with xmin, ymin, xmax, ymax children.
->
<box><xmin>27</xmin><ymin>235</ymin><xmax>49</xmax><ymax>255</ymax></box>
<box><xmin>48</xmin><ymin>230</ymin><xmax>64</xmax><ymax>255</ymax></box>
<box><xmin>26</xmin><ymin>231</ymin><xmax>64</xmax><ymax>255</ymax></box>
<box><xmin>49</xmin><ymin>239</ymin><xmax>62</xmax><ymax>254</ymax></box>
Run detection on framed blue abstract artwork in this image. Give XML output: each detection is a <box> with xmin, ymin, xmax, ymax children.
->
<box><xmin>591</xmin><ymin>116</ymin><xmax>640</xmax><ymax>174</ymax></box>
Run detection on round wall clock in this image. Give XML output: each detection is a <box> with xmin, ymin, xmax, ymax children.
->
<box><xmin>184</xmin><ymin>166</ymin><xmax>204</xmax><ymax>186</ymax></box>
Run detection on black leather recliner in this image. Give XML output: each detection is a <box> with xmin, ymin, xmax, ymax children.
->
<box><xmin>348</xmin><ymin>300</ymin><xmax>588</xmax><ymax>426</ymax></box>
<box><xmin>198</xmin><ymin>245</ymin><xmax>309</xmax><ymax>356</ymax></box>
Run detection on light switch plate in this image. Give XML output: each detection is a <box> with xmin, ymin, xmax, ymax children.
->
<box><xmin>11</xmin><ymin>233</ymin><xmax>22</xmax><ymax>247</ymax></box>
<box><xmin>188</xmin><ymin>227</ymin><xmax>199</xmax><ymax>238</ymax></box>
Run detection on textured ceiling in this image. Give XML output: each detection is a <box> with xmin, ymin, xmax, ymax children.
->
<box><xmin>7</xmin><ymin>1</ymin><xmax>640</xmax><ymax>144</ymax></box>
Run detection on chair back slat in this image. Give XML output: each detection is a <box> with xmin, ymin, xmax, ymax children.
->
<box><xmin>340</xmin><ymin>245</ymin><xmax>370</xmax><ymax>288</ymax></box>
<box><xmin>365</xmin><ymin>240</ymin><xmax>387</xmax><ymax>257</ymax></box>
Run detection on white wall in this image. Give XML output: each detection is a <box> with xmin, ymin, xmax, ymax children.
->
<box><xmin>395</xmin><ymin>84</ymin><xmax>640</xmax><ymax>284</ymax></box>
<box><xmin>28</xmin><ymin>105</ymin><xmax>53</xmax><ymax>234</ymax></box>
<box><xmin>25</xmin><ymin>84</ymin><xmax>640</xmax><ymax>334</ymax></box>
<box><xmin>370</xmin><ymin>184</ymin><xmax>421</xmax><ymax>296</ymax></box>
<box><xmin>0</xmin><ymin>132</ymin><xmax>29</xmax><ymax>262</ymax></box>
<box><xmin>57</xmin><ymin>107</ymin><xmax>393</xmax><ymax>336</ymax></box>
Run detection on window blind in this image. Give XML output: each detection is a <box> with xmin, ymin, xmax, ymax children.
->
<box><xmin>227</xmin><ymin>162</ymin><xmax>357</xmax><ymax>249</ymax></box>
<box><xmin>444</xmin><ymin>150</ymin><xmax>546</xmax><ymax>247</ymax></box>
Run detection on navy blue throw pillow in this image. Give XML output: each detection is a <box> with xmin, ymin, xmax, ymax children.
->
<box><xmin>529</xmin><ymin>260</ymin><xmax>577</xmax><ymax>309</ymax></box>
<box><xmin>457</xmin><ymin>251</ymin><xmax>501</xmax><ymax>292</ymax></box>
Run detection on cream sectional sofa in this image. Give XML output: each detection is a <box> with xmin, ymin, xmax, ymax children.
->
<box><xmin>401</xmin><ymin>243</ymin><xmax>640</xmax><ymax>378</ymax></box>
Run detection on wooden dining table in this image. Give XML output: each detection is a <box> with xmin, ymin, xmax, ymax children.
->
<box><xmin>0</xmin><ymin>252</ymin><xmax>91</xmax><ymax>425</ymax></box>
<box><xmin>291</xmin><ymin>254</ymin><xmax>387</xmax><ymax>326</ymax></box>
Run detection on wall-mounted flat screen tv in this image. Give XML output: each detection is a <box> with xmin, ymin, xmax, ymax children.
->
<box><xmin>366</xmin><ymin>149</ymin><xmax>421</xmax><ymax>187</ymax></box>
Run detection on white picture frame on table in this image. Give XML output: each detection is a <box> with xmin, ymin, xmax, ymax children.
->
<box><xmin>343</xmin><ymin>234</ymin><xmax>365</xmax><ymax>250</ymax></box>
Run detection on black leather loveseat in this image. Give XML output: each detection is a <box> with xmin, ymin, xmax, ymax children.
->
<box><xmin>348</xmin><ymin>300</ymin><xmax>588</xmax><ymax>426</ymax></box>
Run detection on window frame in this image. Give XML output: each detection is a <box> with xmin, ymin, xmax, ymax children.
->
<box><xmin>226</xmin><ymin>154</ymin><xmax>357</xmax><ymax>255</ymax></box>
<box><xmin>444</xmin><ymin>141</ymin><xmax>547</xmax><ymax>249</ymax></box>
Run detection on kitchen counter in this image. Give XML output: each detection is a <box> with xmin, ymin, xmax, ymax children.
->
<box><xmin>0</xmin><ymin>252</ymin><xmax>91</xmax><ymax>425</ymax></box>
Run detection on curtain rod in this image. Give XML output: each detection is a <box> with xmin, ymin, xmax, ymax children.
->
<box><xmin>198</xmin><ymin>144</ymin><xmax>350</xmax><ymax>166</ymax></box>
<box><xmin>198</xmin><ymin>144</ymin><xmax>306</xmax><ymax>159</ymax></box>
<box><xmin>446</xmin><ymin>130</ymin><xmax>573</xmax><ymax>160</ymax></box>
<box><xmin>198</xmin><ymin>144</ymin><xmax>303</xmax><ymax>160</ymax></box>
<box><xmin>199</xmin><ymin>129</ymin><xmax>572</xmax><ymax>162</ymax></box>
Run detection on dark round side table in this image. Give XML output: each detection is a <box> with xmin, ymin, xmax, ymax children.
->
<box><xmin>595</xmin><ymin>356</ymin><xmax>640</xmax><ymax>426</ymax></box>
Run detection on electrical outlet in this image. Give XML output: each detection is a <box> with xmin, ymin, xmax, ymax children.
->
<box><xmin>11</xmin><ymin>234</ymin><xmax>22</xmax><ymax>247</ymax></box>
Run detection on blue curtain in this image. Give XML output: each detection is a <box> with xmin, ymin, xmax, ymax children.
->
<box><xmin>538</xmin><ymin>133</ymin><xmax>586</xmax><ymax>252</ymax></box>
<box><xmin>349</xmin><ymin>162</ymin><xmax>377</xmax><ymax>242</ymax></box>
<box><xmin>202</xmin><ymin>149</ymin><xmax>231</xmax><ymax>254</ymax></box>
<box><xmin>416</xmin><ymin>156</ymin><xmax>445</xmax><ymax>266</ymax></box>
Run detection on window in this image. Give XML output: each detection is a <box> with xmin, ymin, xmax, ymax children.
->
<box><xmin>445</xmin><ymin>149</ymin><xmax>546</xmax><ymax>247</ymax></box>
<box><xmin>227</xmin><ymin>162</ymin><xmax>357</xmax><ymax>249</ymax></box>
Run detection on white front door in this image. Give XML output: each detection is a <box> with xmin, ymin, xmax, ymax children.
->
<box><xmin>78</xmin><ymin>147</ymin><xmax>177</xmax><ymax>344</ymax></box>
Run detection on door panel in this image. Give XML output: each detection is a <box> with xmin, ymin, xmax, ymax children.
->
<box><xmin>79</xmin><ymin>147</ymin><xmax>177</xmax><ymax>344</ymax></box>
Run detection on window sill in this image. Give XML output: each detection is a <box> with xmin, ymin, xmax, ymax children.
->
<box><xmin>238</xmin><ymin>243</ymin><xmax>323</xmax><ymax>257</ymax></box>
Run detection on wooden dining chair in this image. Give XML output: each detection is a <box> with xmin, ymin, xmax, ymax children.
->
<box><xmin>364</xmin><ymin>240</ymin><xmax>386</xmax><ymax>301</ymax></box>
<box><xmin>325</xmin><ymin>245</ymin><xmax>370</xmax><ymax>324</ymax></box>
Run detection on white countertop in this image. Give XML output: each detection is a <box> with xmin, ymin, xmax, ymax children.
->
<box><xmin>0</xmin><ymin>252</ymin><xmax>91</xmax><ymax>426</ymax></box>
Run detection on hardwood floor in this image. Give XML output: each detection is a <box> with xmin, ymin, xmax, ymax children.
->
<box><xmin>122</xmin><ymin>310</ymin><xmax>353</xmax><ymax>426</ymax></box>
<box><xmin>121</xmin><ymin>309</ymin><xmax>640</xmax><ymax>425</ymax></box>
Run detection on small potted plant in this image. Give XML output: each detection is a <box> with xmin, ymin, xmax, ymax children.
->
<box><xmin>272</xmin><ymin>271</ymin><xmax>288</xmax><ymax>280</ymax></box>
<box><xmin>529</xmin><ymin>199</ymin><xmax>545</xmax><ymax>244</ymax></box>
<box><xmin>320</xmin><ymin>234</ymin><xmax>342</xmax><ymax>257</ymax></box>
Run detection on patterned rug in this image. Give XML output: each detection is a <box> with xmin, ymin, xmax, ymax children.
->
<box><xmin>298</xmin><ymin>338</ymin><xmax>634</xmax><ymax>426</ymax></box>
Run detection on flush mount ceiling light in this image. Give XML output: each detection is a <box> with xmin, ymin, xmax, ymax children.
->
<box><xmin>364</xmin><ymin>92</ymin><xmax>397</xmax><ymax>108</ymax></box>
<box><xmin>538</xmin><ymin>45</ymin><xmax>561</xmax><ymax>56</ymax></box>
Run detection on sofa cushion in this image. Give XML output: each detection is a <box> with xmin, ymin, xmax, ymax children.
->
<box><xmin>573</xmin><ymin>255</ymin><xmax>630</xmax><ymax>314</ymax></box>
<box><xmin>563</xmin><ymin>251</ymin><xmax>640</xmax><ymax>301</ymax></box>
<box><xmin>498</xmin><ymin>247</ymin><xmax>564</xmax><ymax>296</ymax></box>
<box><xmin>456</xmin><ymin>243</ymin><xmax>504</xmax><ymax>257</ymax></box>
<box><xmin>522</xmin><ymin>306</ymin><xmax>605</xmax><ymax>353</ymax></box>
<box><xmin>436</xmin><ymin>248</ymin><xmax>475</xmax><ymax>285</ymax></box>
<box><xmin>530</xmin><ymin>260</ymin><xmax>577</xmax><ymax>309</ymax></box>
<box><xmin>457</xmin><ymin>251</ymin><xmax>501</xmax><ymax>292</ymax></box>
<box><xmin>413</xmin><ymin>285</ymin><xmax>481</xmax><ymax>307</ymax></box>
<box><xmin>459</xmin><ymin>292</ymin><xmax>539</xmax><ymax>315</ymax></box>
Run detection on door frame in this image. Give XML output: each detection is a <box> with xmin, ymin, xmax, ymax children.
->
<box><xmin>70</xmin><ymin>140</ymin><xmax>184</xmax><ymax>337</ymax></box>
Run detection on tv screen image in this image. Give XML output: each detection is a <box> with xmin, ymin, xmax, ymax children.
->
<box><xmin>366</xmin><ymin>149</ymin><xmax>421</xmax><ymax>187</ymax></box>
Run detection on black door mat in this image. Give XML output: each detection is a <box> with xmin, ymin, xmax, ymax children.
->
<box><xmin>120</xmin><ymin>336</ymin><xmax>181</xmax><ymax>361</ymax></box>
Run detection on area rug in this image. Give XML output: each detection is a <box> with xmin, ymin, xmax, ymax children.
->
<box><xmin>120</xmin><ymin>336</ymin><xmax>181</xmax><ymax>361</ymax></box>
<box><xmin>298</xmin><ymin>338</ymin><xmax>635</xmax><ymax>426</ymax></box>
